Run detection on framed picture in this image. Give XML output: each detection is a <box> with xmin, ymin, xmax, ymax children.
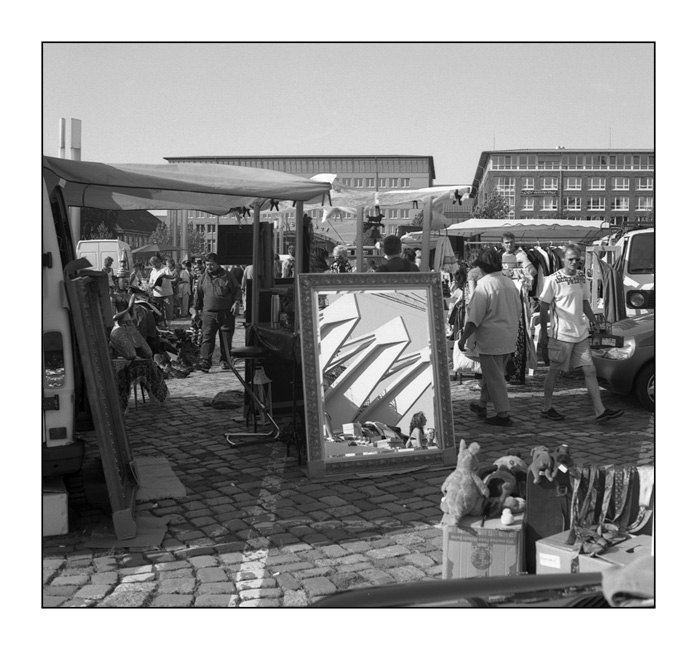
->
<box><xmin>297</xmin><ymin>272</ymin><xmax>457</xmax><ymax>479</ymax></box>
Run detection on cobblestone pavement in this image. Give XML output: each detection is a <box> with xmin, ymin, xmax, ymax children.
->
<box><xmin>43</xmin><ymin>321</ymin><xmax>654</xmax><ymax>607</ymax></box>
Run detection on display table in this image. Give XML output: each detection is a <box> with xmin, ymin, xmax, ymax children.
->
<box><xmin>112</xmin><ymin>358</ymin><xmax>169</xmax><ymax>412</ymax></box>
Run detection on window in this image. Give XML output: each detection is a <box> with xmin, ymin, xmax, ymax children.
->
<box><xmin>627</xmin><ymin>232</ymin><xmax>655</xmax><ymax>274</ymax></box>
<box><xmin>400</xmin><ymin>209</ymin><xmax>409</xmax><ymax>219</ymax></box>
<box><xmin>612</xmin><ymin>197</ymin><xmax>629</xmax><ymax>211</ymax></box>
<box><xmin>589</xmin><ymin>177</ymin><xmax>606</xmax><ymax>191</ymax></box>
<box><xmin>521</xmin><ymin>177</ymin><xmax>534</xmax><ymax>190</ymax></box>
<box><xmin>401</xmin><ymin>178</ymin><xmax>410</xmax><ymax>188</ymax></box>
<box><xmin>354</xmin><ymin>178</ymin><xmax>364</xmax><ymax>188</ymax></box>
<box><xmin>366</xmin><ymin>177</ymin><xmax>375</xmax><ymax>188</ymax></box>
<box><xmin>637</xmin><ymin>177</ymin><xmax>654</xmax><ymax>191</ymax></box>
<box><xmin>588</xmin><ymin>197</ymin><xmax>606</xmax><ymax>211</ymax></box>
<box><xmin>390</xmin><ymin>178</ymin><xmax>399</xmax><ymax>188</ymax></box>
<box><xmin>612</xmin><ymin>178</ymin><xmax>630</xmax><ymax>191</ymax></box>
<box><xmin>388</xmin><ymin>209</ymin><xmax>398</xmax><ymax>219</ymax></box>
<box><xmin>522</xmin><ymin>197</ymin><xmax>535</xmax><ymax>211</ymax></box>
<box><xmin>541</xmin><ymin>197</ymin><xmax>558</xmax><ymax>211</ymax></box>
<box><xmin>496</xmin><ymin>177</ymin><xmax>515</xmax><ymax>191</ymax></box>
<box><xmin>378</xmin><ymin>178</ymin><xmax>387</xmax><ymax>188</ymax></box>
<box><xmin>564</xmin><ymin>197</ymin><xmax>581</xmax><ymax>211</ymax></box>
<box><xmin>565</xmin><ymin>177</ymin><xmax>582</xmax><ymax>190</ymax></box>
<box><xmin>541</xmin><ymin>177</ymin><xmax>558</xmax><ymax>191</ymax></box>
<box><xmin>637</xmin><ymin>197</ymin><xmax>654</xmax><ymax>211</ymax></box>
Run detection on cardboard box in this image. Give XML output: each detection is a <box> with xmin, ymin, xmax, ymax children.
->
<box><xmin>536</xmin><ymin>531</ymin><xmax>653</xmax><ymax>574</ymax></box>
<box><xmin>442</xmin><ymin>513</ymin><xmax>524</xmax><ymax>579</ymax></box>
<box><xmin>43</xmin><ymin>477</ymin><xmax>69</xmax><ymax>537</ymax></box>
<box><xmin>535</xmin><ymin>530</ymin><xmax>583</xmax><ymax>574</ymax></box>
<box><xmin>577</xmin><ymin>535</ymin><xmax>653</xmax><ymax>572</ymax></box>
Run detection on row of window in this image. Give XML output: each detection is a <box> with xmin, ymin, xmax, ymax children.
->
<box><xmin>491</xmin><ymin>153</ymin><xmax>654</xmax><ymax>171</ymax></box>
<box><xmin>337</xmin><ymin>177</ymin><xmax>412</xmax><ymax>189</ymax></box>
<box><xmin>519</xmin><ymin>197</ymin><xmax>654</xmax><ymax>211</ymax></box>
<box><xmin>496</xmin><ymin>177</ymin><xmax>654</xmax><ymax>192</ymax></box>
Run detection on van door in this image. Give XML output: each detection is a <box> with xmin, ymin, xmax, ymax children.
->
<box><xmin>622</xmin><ymin>230</ymin><xmax>655</xmax><ymax>316</ymax></box>
<box><xmin>42</xmin><ymin>182</ymin><xmax>85</xmax><ymax>476</ymax></box>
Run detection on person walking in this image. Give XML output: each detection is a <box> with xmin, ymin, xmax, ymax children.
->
<box><xmin>148</xmin><ymin>256</ymin><xmax>175</xmax><ymax>325</ymax></box>
<box><xmin>102</xmin><ymin>256</ymin><xmax>115</xmax><ymax>295</ymax></box>
<box><xmin>167</xmin><ymin>259</ymin><xmax>181</xmax><ymax>317</ymax></box>
<box><xmin>538</xmin><ymin>243</ymin><xmax>624</xmax><ymax>423</ymax></box>
<box><xmin>375</xmin><ymin>235</ymin><xmax>420</xmax><ymax>272</ymax></box>
<box><xmin>178</xmin><ymin>262</ymin><xmax>191</xmax><ymax>318</ymax></box>
<box><xmin>461</xmin><ymin>248</ymin><xmax>521</xmax><ymax>427</ymax></box>
<box><xmin>193</xmin><ymin>253</ymin><xmax>243</xmax><ymax>372</ymax></box>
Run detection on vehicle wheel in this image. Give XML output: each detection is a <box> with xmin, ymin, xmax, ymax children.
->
<box><xmin>635</xmin><ymin>362</ymin><xmax>655</xmax><ymax>411</ymax></box>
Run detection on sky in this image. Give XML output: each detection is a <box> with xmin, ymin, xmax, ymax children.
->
<box><xmin>42</xmin><ymin>42</ymin><xmax>654</xmax><ymax>185</ymax></box>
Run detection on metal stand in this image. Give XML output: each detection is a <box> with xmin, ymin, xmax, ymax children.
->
<box><xmin>220</xmin><ymin>327</ymin><xmax>280</xmax><ymax>447</ymax></box>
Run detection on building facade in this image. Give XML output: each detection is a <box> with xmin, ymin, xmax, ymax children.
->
<box><xmin>471</xmin><ymin>149</ymin><xmax>654</xmax><ymax>227</ymax></box>
<box><xmin>163</xmin><ymin>155</ymin><xmax>437</xmax><ymax>252</ymax></box>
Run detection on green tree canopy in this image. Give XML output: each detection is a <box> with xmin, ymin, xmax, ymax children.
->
<box><xmin>472</xmin><ymin>194</ymin><xmax>511</xmax><ymax>220</ymax></box>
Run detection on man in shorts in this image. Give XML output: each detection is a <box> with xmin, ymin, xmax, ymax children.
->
<box><xmin>539</xmin><ymin>243</ymin><xmax>624</xmax><ymax>423</ymax></box>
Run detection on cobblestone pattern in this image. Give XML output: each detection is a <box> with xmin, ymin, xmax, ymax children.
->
<box><xmin>43</xmin><ymin>320</ymin><xmax>654</xmax><ymax>607</ymax></box>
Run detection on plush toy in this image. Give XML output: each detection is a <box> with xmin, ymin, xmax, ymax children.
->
<box><xmin>529</xmin><ymin>446</ymin><xmax>555</xmax><ymax>484</ymax></box>
<box><xmin>550</xmin><ymin>444</ymin><xmax>579</xmax><ymax>479</ymax></box>
<box><xmin>484</xmin><ymin>467</ymin><xmax>517</xmax><ymax>506</ymax></box>
<box><xmin>502</xmin><ymin>496</ymin><xmax>526</xmax><ymax>513</ymax></box>
<box><xmin>500</xmin><ymin>508</ymin><xmax>515</xmax><ymax>526</ymax></box>
<box><xmin>440</xmin><ymin>440</ymin><xmax>489</xmax><ymax>526</ymax></box>
<box><xmin>493</xmin><ymin>453</ymin><xmax>528</xmax><ymax>474</ymax></box>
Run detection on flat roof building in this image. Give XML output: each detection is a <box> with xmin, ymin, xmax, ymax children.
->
<box><xmin>471</xmin><ymin>149</ymin><xmax>654</xmax><ymax>228</ymax></box>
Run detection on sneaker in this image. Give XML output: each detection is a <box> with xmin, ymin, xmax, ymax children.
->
<box><xmin>541</xmin><ymin>408</ymin><xmax>565</xmax><ymax>421</ymax></box>
<box><xmin>469</xmin><ymin>402</ymin><xmax>487</xmax><ymax>419</ymax></box>
<box><xmin>596</xmin><ymin>408</ymin><xmax>624</xmax><ymax>423</ymax></box>
<box><xmin>195</xmin><ymin>361</ymin><xmax>210</xmax><ymax>373</ymax></box>
<box><xmin>484</xmin><ymin>415</ymin><xmax>512</xmax><ymax>427</ymax></box>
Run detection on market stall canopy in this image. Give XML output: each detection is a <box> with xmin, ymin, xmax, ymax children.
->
<box><xmin>445</xmin><ymin>218</ymin><xmax>610</xmax><ymax>243</ymax></box>
<box><xmin>42</xmin><ymin>156</ymin><xmax>332</xmax><ymax>214</ymax></box>
<box><xmin>132</xmin><ymin>243</ymin><xmax>183</xmax><ymax>255</ymax></box>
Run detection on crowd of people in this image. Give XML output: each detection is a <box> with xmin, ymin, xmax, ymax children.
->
<box><xmin>107</xmin><ymin>230</ymin><xmax>623</xmax><ymax>428</ymax></box>
<box><xmin>450</xmin><ymin>232</ymin><xmax>624</xmax><ymax>427</ymax></box>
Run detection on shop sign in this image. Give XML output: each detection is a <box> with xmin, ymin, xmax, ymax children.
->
<box><xmin>521</xmin><ymin>190</ymin><xmax>559</xmax><ymax>196</ymax></box>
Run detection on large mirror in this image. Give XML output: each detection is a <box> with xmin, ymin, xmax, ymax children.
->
<box><xmin>298</xmin><ymin>272</ymin><xmax>457</xmax><ymax>479</ymax></box>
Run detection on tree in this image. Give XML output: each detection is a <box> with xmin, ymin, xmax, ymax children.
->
<box><xmin>90</xmin><ymin>221</ymin><xmax>115</xmax><ymax>239</ymax></box>
<box><xmin>186</xmin><ymin>223</ymin><xmax>207</xmax><ymax>259</ymax></box>
<box><xmin>472</xmin><ymin>194</ymin><xmax>511</xmax><ymax>220</ymax></box>
<box><xmin>148</xmin><ymin>221</ymin><xmax>171</xmax><ymax>245</ymax></box>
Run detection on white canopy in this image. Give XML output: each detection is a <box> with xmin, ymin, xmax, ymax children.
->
<box><xmin>42</xmin><ymin>156</ymin><xmax>332</xmax><ymax>214</ymax></box>
<box><xmin>445</xmin><ymin>218</ymin><xmax>610</xmax><ymax>242</ymax></box>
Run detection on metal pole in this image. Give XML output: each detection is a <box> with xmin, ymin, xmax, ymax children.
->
<box><xmin>67</xmin><ymin>118</ymin><xmax>81</xmax><ymax>247</ymax></box>
<box><xmin>294</xmin><ymin>202</ymin><xmax>304</xmax><ymax>332</ymax></box>
<box><xmin>252</xmin><ymin>205</ymin><xmax>261</xmax><ymax>327</ymax></box>
<box><xmin>421</xmin><ymin>198</ymin><xmax>432</xmax><ymax>271</ymax></box>
<box><xmin>356</xmin><ymin>207</ymin><xmax>364</xmax><ymax>271</ymax></box>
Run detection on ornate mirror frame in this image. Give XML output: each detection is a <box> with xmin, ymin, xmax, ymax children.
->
<box><xmin>297</xmin><ymin>272</ymin><xmax>457</xmax><ymax>479</ymax></box>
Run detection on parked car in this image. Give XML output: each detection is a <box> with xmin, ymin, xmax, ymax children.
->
<box><xmin>591</xmin><ymin>312</ymin><xmax>654</xmax><ymax>411</ymax></box>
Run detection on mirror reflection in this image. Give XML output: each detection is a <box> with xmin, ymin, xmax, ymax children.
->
<box><xmin>316</xmin><ymin>288</ymin><xmax>439</xmax><ymax>459</ymax></box>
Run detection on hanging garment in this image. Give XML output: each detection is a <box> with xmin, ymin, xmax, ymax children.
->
<box><xmin>596</xmin><ymin>254</ymin><xmax>628</xmax><ymax>323</ymax></box>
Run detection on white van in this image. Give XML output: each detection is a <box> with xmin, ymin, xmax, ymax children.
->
<box><xmin>76</xmin><ymin>239</ymin><xmax>133</xmax><ymax>274</ymax></box>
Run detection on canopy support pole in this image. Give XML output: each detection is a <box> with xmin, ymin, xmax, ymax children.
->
<box><xmin>294</xmin><ymin>202</ymin><xmax>304</xmax><ymax>332</ymax></box>
<box><xmin>421</xmin><ymin>198</ymin><xmax>432</xmax><ymax>271</ymax></box>
<box><xmin>252</xmin><ymin>205</ymin><xmax>261</xmax><ymax>327</ymax></box>
<box><xmin>356</xmin><ymin>207</ymin><xmax>364</xmax><ymax>271</ymax></box>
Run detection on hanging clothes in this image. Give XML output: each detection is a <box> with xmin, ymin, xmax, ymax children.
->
<box><xmin>596</xmin><ymin>254</ymin><xmax>628</xmax><ymax>322</ymax></box>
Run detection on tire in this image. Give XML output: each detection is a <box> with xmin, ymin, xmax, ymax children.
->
<box><xmin>635</xmin><ymin>361</ymin><xmax>655</xmax><ymax>412</ymax></box>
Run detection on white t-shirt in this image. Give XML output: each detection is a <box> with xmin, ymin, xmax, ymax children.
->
<box><xmin>148</xmin><ymin>265</ymin><xmax>173</xmax><ymax>298</ymax></box>
<box><xmin>539</xmin><ymin>269</ymin><xmax>591</xmax><ymax>343</ymax></box>
<box><xmin>467</xmin><ymin>272</ymin><xmax>522</xmax><ymax>355</ymax></box>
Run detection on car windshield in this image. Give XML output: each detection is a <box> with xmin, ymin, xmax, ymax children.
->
<box><xmin>627</xmin><ymin>232</ymin><xmax>654</xmax><ymax>274</ymax></box>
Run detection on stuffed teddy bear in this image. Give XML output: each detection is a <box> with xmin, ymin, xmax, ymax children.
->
<box><xmin>440</xmin><ymin>440</ymin><xmax>489</xmax><ymax>526</ymax></box>
<box><xmin>550</xmin><ymin>443</ymin><xmax>579</xmax><ymax>479</ymax></box>
<box><xmin>483</xmin><ymin>467</ymin><xmax>517</xmax><ymax>512</ymax></box>
<box><xmin>529</xmin><ymin>445</ymin><xmax>555</xmax><ymax>484</ymax></box>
